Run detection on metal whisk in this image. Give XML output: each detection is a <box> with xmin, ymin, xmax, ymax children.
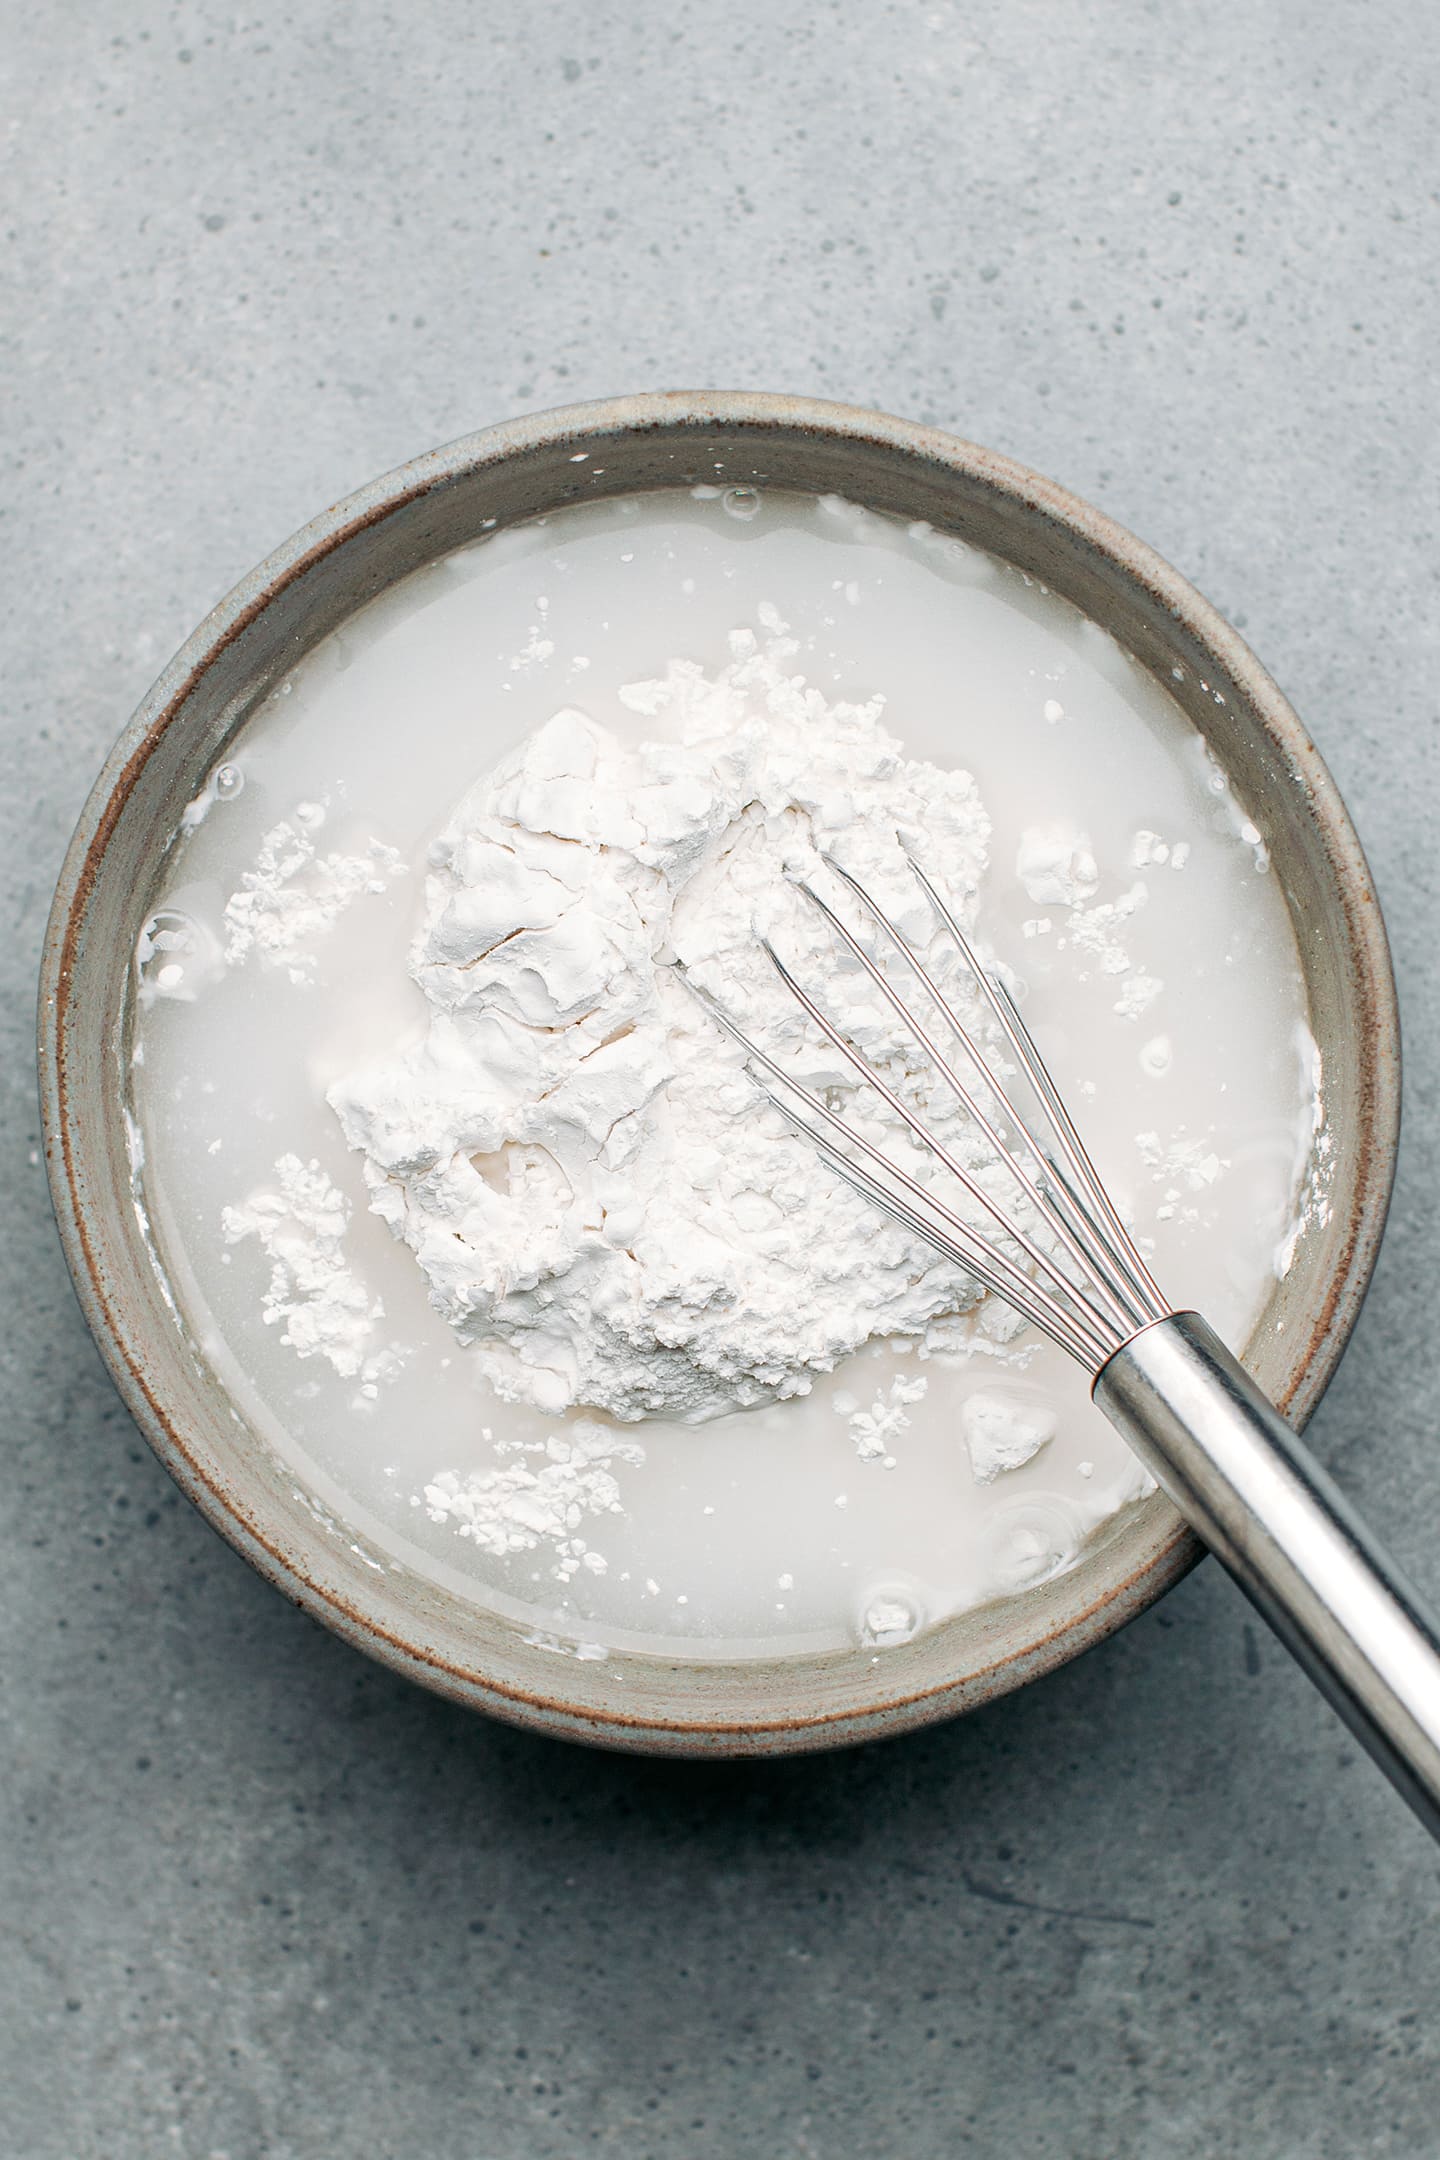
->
<box><xmin>692</xmin><ymin>855</ymin><xmax>1440</xmax><ymax>1842</ymax></box>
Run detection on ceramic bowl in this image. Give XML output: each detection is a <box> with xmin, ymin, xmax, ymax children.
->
<box><xmin>39</xmin><ymin>392</ymin><xmax>1400</xmax><ymax>1753</ymax></box>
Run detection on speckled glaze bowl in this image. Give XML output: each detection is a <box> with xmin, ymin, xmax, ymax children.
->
<box><xmin>39</xmin><ymin>393</ymin><xmax>1400</xmax><ymax>1755</ymax></box>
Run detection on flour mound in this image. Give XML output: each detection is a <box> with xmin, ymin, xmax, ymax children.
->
<box><xmin>329</xmin><ymin>617</ymin><xmax>1001</xmax><ymax>1422</ymax></box>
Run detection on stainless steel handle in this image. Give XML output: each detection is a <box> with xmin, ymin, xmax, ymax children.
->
<box><xmin>1094</xmin><ymin>1311</ymin><xmax>1440</xmax><ymax>1839</ymax></box>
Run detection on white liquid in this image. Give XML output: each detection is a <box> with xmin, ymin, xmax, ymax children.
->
<box><xmin>132</xmin><ymin>491</ymin><xmax>1317</xmax><ymax>1658</ymax></box>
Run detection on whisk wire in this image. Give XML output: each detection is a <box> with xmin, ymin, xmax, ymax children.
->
<box><xmin>675</xmin><ymin>852</ymin><xmax>1182</xmax><ymax>1374</ymax></box>
<box><xmin>795</xmin><ymin>1115</ymin><xmax>1116</xmax><ymax>1369</ymax></box>
<box><xmin>806</xmin><ymin>859</ymin><xmax>1148</xmax><ymax>1335</ymax></box>
<box><xmin>770</xmin><ymin>1093</ymin><xmax>1117</xmax><ymax>1368</ymax></box>
<box><xmin>902</xmin><ymin>856</ymin><xmax>1169</xmax><ymax>1322</ymax></box>
<box><xmin>758</xmin><ymin>934</ymin><xmax>1126</xmax><ymax>1356</ymax></box>
<box><xmin>683</xmin><ymin>972</ymin><xmax>1118</xmax><ymax>1366</ymax></box>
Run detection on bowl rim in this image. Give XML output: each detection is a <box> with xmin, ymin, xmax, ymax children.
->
<box><xmin>37</xmin><ymin>389</ymin><xmax>1402</xmax><ymax>1753</ymax></box>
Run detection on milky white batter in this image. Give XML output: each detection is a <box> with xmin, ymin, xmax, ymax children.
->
<box><xmin>129</xmin><ymin>489</ymin><xmax>1321</xmax><ymax>1656</ymax></box>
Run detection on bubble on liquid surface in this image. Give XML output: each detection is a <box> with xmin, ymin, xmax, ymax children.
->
<box><xmin>858</xmin><ymin>1584</ymin><xmax>923</xmax><ymax>1647</ymax></box>
<box><xmin>135</xmin><ymin>910</ymin><xmax>222</xmax><ymax>1006</ymax></box>
<box><xmin>212</xmin><ymin>762</ymin><xmax>244</xmax><ymax>800</ymax></box>
<box><xmin>905</xmin><ymin>519</ymin><xmax>992</xmax><ymax>585</ymax></box>
<box><xmin>721</xmin><ymin>486</ymin><xmax>762</xmax><ymax>522</ymax></box>
<box><xmin>987</xmin><ymin>1501</ymin><xmax>1081</xmax><ymax>1595</ymax></box>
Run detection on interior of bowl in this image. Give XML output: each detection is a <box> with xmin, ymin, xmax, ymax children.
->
<box><xmin>39</xmin><ymin>392</ymin><xmax>1400</xmax><ymax>1755</ymax></box>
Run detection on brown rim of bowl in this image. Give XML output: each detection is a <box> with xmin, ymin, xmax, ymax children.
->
<box><xmin>37</xmin><ymin>391</ymin><xmax>1402</xmax><ymax>1755</ymax></box>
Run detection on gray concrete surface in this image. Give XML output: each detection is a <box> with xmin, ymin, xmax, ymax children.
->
<box><xmin>5</xmin><ymin>3</ymin><xmax>1440</xmax><ymax>2154</ymax></box>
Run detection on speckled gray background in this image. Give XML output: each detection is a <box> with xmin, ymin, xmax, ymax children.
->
<box><xmin>6</xmin><ymin>4</ymin><xmax>1439</xmax><ymax>2155</ymax></box>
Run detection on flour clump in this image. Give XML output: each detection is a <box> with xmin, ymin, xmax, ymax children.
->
<box><xmin>222</xmin><ymin>1154</ymin><xmax>384</xmax><ymax>1382</ymax></box>
<box><xmin>329</xmin><ymin>614</ymin><xmax>1003</xmax><ymax>1423</ymax></box>
<box><xmin>223</xmin><ymin>802</ymin><xmax>406</xmax><ymax>984</ymax></box>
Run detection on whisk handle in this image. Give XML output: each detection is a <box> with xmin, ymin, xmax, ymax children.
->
<box><xmin>1094</xmin><ymin>1311</ymin><xmax>1440</xmax><ymax>1842</ymax></box>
